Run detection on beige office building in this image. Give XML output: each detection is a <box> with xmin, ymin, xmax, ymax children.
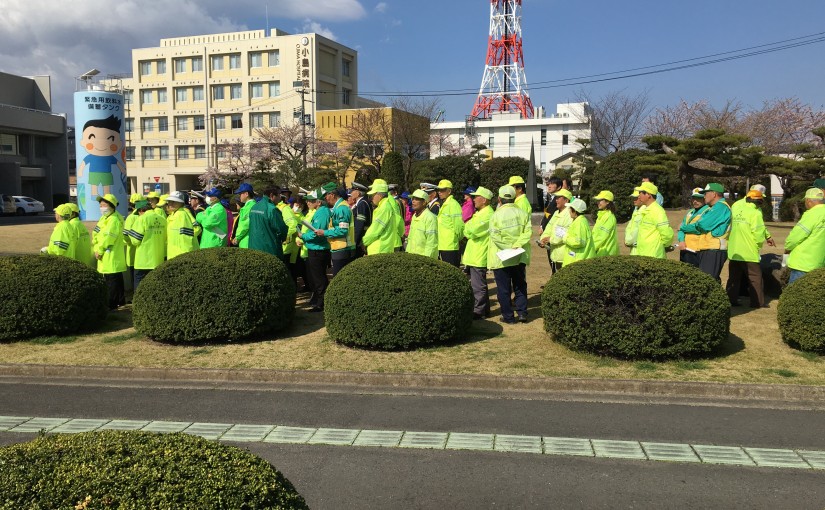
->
<box><xmin>108</xmin><ymin>29</ymin><xmax>363</xmax><ymax>194</ymax></box>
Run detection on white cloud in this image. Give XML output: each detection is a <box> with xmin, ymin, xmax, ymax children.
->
<box><xmin>301</xmin><ymin>20</ymin><xmax>338</xmax><ymax>41</ymax></box>
<box><xmin>375</xmin><ymin>2</ymin><xmax>388</xmax><ymax>13</ymax></box>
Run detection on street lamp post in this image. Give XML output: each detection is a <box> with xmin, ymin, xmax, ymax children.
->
<box><xmin>293</xmin><ymin>80</ymin><xmax>307</xmax><ymax>173</ymax></box>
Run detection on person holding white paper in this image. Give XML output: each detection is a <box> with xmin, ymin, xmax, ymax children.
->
<box><xmin>538</xmin><ymin>189</ymin><xmax>573</xmax><ymax>274</ymax></box>
<box><xmin>488</xmin><ymin>185</ymin><xmax>532</xmax><ymax>324</ymax></box>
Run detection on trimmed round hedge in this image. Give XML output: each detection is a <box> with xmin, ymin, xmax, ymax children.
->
<box><xmin>777</xmin><ymin>267</ymin><xmax>825</xmax><ymax>353</ymax></box>
<box><xmin>133</xmin><ymin>248</ymin><xmax>295</xmax><ymax>343</ymax></box>
<box><xmin>541</xmin><ymin>256</ymin><xmax>730</xmax><ymax>360</ymax></box>
<box><xmin>0</xmin><ymin>255</ymin><xmax>107</xmax><ymax>340</ymax></box>
<box><xmin>325</xmin><ymin>252</ymin><xmax>473</xmax><ymax>349</ymax></box>
<box><xmin>0</xmin><ymin>430</ymin><xmax>308</xmax><ymax>509</ymax></box>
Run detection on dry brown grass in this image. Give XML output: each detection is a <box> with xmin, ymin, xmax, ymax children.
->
<box><xmin>0</xmin><ymin>212</ymin><xmax>821</xmax><ymax>385</ymax></box>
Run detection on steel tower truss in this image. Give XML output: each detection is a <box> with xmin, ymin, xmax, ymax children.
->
<box><xmin>470</xmin><ymin>0</ymin><xmax>534</xmax><ymax>119</ymax></box>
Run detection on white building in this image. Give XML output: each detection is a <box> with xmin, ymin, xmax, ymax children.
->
<box><xmin>430</xmin><ymin>102</ymin><xmax>592</xmax><ymax>177</ymax></box>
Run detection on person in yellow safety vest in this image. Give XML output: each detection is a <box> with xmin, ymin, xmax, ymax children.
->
<box><xmin>591</xmin><ymin>190</ymin><xmax>619</xmax><ymax>258</ymax></box>
<box><xmin>678</xmin><ymin>182</ymin><xmax>731</xmax><ymax>282</ymax></box>
<box><xmin>123</xmin><ymin>193</ymin><xmax>144</xmax><ymax>289</ymax></box>
<box><xmin>785</xmin><ymin>187</ymin><xmax>825</xmax><ymax>284</ymax></box>
<box><xmin>164</xmin><ymin>191</ymin><xmax>199</xmax><ymax>259</ymax></box>
<box><xmin>197</xmin><ymin>188</ymin><xmax>229</xmax><ymax>248</ymax></box>
<box><xmin>462</xmin><ymin>186</ymin><xmax>495</xmax><ymax>319</ymax></box>
<box><xmin>488</xmin><ymin>185</ymin><xmax>532</xmax><ymax>324</ymax></box>
<box><xmin>124</xmin><ymin>199</ymin><xmax>167</xmax><ymax>290</ymax></box>
<box><xmin>93</xmin><ymin>194</ymin><xmax>127</xmax><ymax>309</ymax></box>
<box><xmin>726</xmin><ymin>189</ymin><xmax>775</xmax><ymax>308</ymax></box>
<box><xmin>632</xmin><ymin>182</ymin><xmax>674</xmax><ymax>259</ymax></box>
<box><xmin>435</xmin><ymin>179</ymin><xmax>464</xmax><ymax>267</ymax></box>
<box><xmin>232</xmin><ymin>183</ymin><xmax>256</xmax><ymax>248</ymax></box>
<box><xmin>406</xmin><ymin>189</ymin><xmax>438</xmax><ymax>259</ymax></box>
<box><xmin>561</xmin><ymin>198</ymin><xmax>595</xmax><ymax>265</ymax></box>
<box><xmin>42</xmin><ymin>204</ymin><xmax>77</xmax><ymax>259</ymax></box>
<box><xmin>539</xmin><ymin>188</ymin><xmax>573</xmax><ymax>274</ymax></box>
<box><xmin>509</xmin><ymin>175</ymin><xmax>533</xmax><ymax>266</ymax></box>
<box><xmin>675</xmin><ymin>188</ymin><xmax>708</xmax><ymax>267</ymax></box>
<box><xmin>625</xmin><ymin>189</ymin><xmax>644</xmax><ymax>255</ymax></box>
<box><xmin>67</xmin><ymin>203</ymin><xmax>94</xmax><ymax>268</ymax></box>
<box><xmin>362</xmin><ymin>179</ymin><xmax>399</xmax><ymax>255</ymax></box>
<box><xmin>182</xmin><ymin>194</ymin><xmax>203</xmax><ymax>241</ymax></box>
<box><xmin>148</xmin><ymin>192</ymin><xmax>167</xmax><ymax>218</ymax></box>
<box><xmin>316</xmin><ymin>182</ymin><xmax>356</xmax><ymax>276</ymax></box>
<box><xmin>275</xmin><ymin>187</ymin><xmax>300</xmax><ymax>283</ymax></box>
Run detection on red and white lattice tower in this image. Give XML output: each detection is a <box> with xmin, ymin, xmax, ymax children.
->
<box><xmin>470</xmin><ymin>0</ymin><xmax>534</xmax><ymax>119</ymax></box>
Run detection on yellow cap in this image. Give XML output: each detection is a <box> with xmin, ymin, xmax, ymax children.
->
<box><xmin>54</xmin><ymin>204</ymin><xmax>73</xmax><ymax>217</ymax></box>
<box><xmin>470</xmin><ymin>186</ymin><xmax>494</xmax><ymax>200</ymax></box>
<box><xmin>554</xmin><ymin>189</ymin><xmax>573</xmax><ymax>201</ymax></box>
<box><xmin>593</xmin><ymin>190</ymin><xmax>614</xmax><ymax>202</ymax></box>
<box><xmin>805</xmin><ymin>187</ymin><xmax>824</xmax><ymax>200</ymax></box>
<box><xmin>635</xmin><ymin>182</ymin><xmax>658</xmax><ymax>196</ymax></box>
<box><xmin>146</xmin><ymin>191</ymin><xmax>161</xmax><ymax>199</ymax></box>
<box><xmin>508</xmin><ymin>176</ymin><xmax>525</xmax><ymax>186</ymax></box>
<box><xmin>436</xmin><ymin>179</ymin><xmax>453</xmax><ymax>190</ymax></box>
<box><xmin>157</xmin><ymin>194</ymin><xmax>169</xmax><ymax>207</ymax></box>
<box><xmin>367</xmin><ymin>179</ymin><xmax>389</xmax><ymax>195</ymax></box>
<box><xmin>498</xmin><ymin>185</ymin><xmax>517</xmax><ymax>200</ymax></box>
<box><xmin>96</xmin><ymin>194</ymin><xmax>119</xmax><ymax>207</ymax></box>
<box><xmin>410</xmin><ymin>189</ymin><xmax>429</xmax><ymax>201</ymax></box>
<box><xmin>129</xmin><ymin>193</ymin><xmax>144</xmax><ymax>204</ymax></box>
<box><xmin>67</xmin><ymin>203</ymin><xmax>80</xmax><ymax>214</ymax></box>
<box><xmin>630</xmin><ymin>189</ymin><xmax>640</xmax><ymax>198</ymax></box>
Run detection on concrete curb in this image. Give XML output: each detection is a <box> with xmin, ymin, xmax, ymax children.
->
<box><xmin>1</xmin><ymin>363</ymin><xmax>824</xmax><ymax>403</ymax></box>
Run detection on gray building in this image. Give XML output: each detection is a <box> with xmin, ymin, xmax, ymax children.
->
<box><xmin>0</xmin><ymin>72</ymin><xmax>69</xmax><ymax>209</ymax></box>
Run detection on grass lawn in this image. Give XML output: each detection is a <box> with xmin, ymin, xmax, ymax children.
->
<box><xmin>0</xmin><ymin>211</ymin><xmax>822</xmax><ymax>385</ymax></box>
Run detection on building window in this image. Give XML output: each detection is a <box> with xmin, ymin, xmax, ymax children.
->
<box><xmin>212</xmin><ymin>85</ymin><xmax>225</xmax><ymax>100</ymax></box>
<box><xmin>125</xmin><ymin>147</ymin><xmax>135</xmax><ymax>160</ymax></box>
<box><xmin>156</xmin><ymin>60</ymin><xmax>166</xmax><ymax>74</ymax></box>
<box><xmin>251</xmin><ymin>113</ymin><xmax>264</xmax><ymax>128</ymax></box>
<box><xmin>192</xmin><ymin>57</ymin><xmax>203</xmax><ymax>72</ymax></box>
<box><xmin>540</xmin><ymin>162</ymin><xmax>546</xmax><ymax>170</ymax></box>
<box><xmin>230</xmin><ymin>84</ymin><xmax>242</xmax><ymax>100</ymax></box>
<box><xmin>124</xmin><ymin>90</ymin><xmax>133</xmax><ymax>104</ymax></box>
<box><xmin>250</xmin><ymin>83</ymin><xmax>263</xmax><ymax>99</ymax></box>
<box><xmin>250</xmin><ymin>52</ymin><xmax>262</xmax><ymax>68</ymax></box>
<box><xmin>231</xmin><ymin>114</ymin><xmax>243</xmax><ymax>129</ymax></box>
<box><xmin>562</xmin><ymin>134</ymin><xmax>569</xmax><ymax>145</ymax></box>
<box><xmin>139</xmin><ymin>61</ymin><xmax>151</xmax><ymax>76</ymax></box>
<box><xmin>211</xmin><ymin>55</ymin><xmax>223</xmax><ymax>71</ymax></box>
<box><xmin>216</xmin><ymin>146</ymin><xmax>227</xmax><ymax>159</ymax></box>
<box><xmin>140</xmin><ymin>90</ymin><xmax>152</xmax><ymax>104</ymax></box>
<box><xmin>176</xmin><ymin>117</ymin><xmax>188</xmax><ymax>131</ymax></box>
<box><xmin>141</xmin><ymin>118</ymin><xmax>153</xmax><ymax>132</ymax></box>
<box><xmin>157</xmin><ymin>89</ymin><xmax>167</xmax><ymax>103</ymax></box>
<box><xmin>540</xmin><ymin>128</ymin><xmax>547</xmax><ymax>146</ymax></box>
<box><xmin>174</xmin><ymin>58</ymin><xmax>186</xmax><ymax>73</ymax></box>
<box><xmin>194</xmin><ymin>146</ymin><xmax>206</xmax><ymax>159</ymax></box>
<box><xmin>142</xmin><ymin>147</ymin><xmax>155</xmax><ymax>160</ymax></box>
<box><xmin>342</xmin><ymin>88</ymin><xmax>351</xmax><ymax>106</ymax></box>
<box><xmin>0</xmin><ymin>134</ymin><xmax>18</xmax><ymax>155</ymax></box>
<box><xmin>269</xmin><ymin>81</ymin><xmax>280</xmax><ymax>97</ymax></box>
<box><xmin>342</xmin><ymin>59</ymin><xmax>351</xmax><ymax>77</ymax></box>
<box><xmin>269</xmin><ymin>50</ymin><xmax>280</xmax><ymax>66</ymax></box>
<box><xmin>194</xmin><ymin>116</ymin><xmax>205</xmax><ymax>131</ymax></box>
<box><xmin>175</xmin><ymin>87</ymin><xmax>187</xmax><ymax>103</ymax></box>
<box><xmin>177</xmin><ymin>146</ymin><xmax>189</xmax><ymax>159</ymax></box>
<box><xmin>159</xmin><ymin>146</ymin><xmax>169</xmax><ymax>160</ymax></box>
<box><xmin>193</xmin><ymin>86</ymin><xmax>204</xmax><ymax>101</ymax></box>
<box><xmin>158</xmin><ymin>117</ymin><xmax>168</xmax><ymax>132</ymax></box>
<box><xmin>269</xmin><ymin>112</ymin><xmax>281</xmax><ymax>128</ymax></box>
<box><xmin>488</xmin><ymin>130</ymin><xmax>495</xmax><ymax>147</ymax></box>
<box><xmin>125</xmin><ymin>119</ymin><xmax>134</xmax><ymax>132</ymax></box>
<box><xmin>229</xmin><ymin>54</ymin><xmax>241</xmax><ymax>69</ymax></box>
<box><xmin>509</xmin><ymin>127</ymin><xmax>515</xmax><ymax>147</ymax></box>
<box><xmin>562</xmin><ymin>124</ymin><xmax>569</xmax><ymax>132</ymax></box>
<box><xmin>214</xmin><ymin>115</ymin><xmax>225</xmax><ymax>130</ymax></box>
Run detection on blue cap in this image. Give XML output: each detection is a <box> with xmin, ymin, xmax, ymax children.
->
<box><xmin>288</xmin><ymin>197</ymin><xmax>295</xmax><ymax>204</ymax></box>
<box><xmin>463</xmin><ymin>186</ymin><xmax>477</xmax><ymax>195</ymax></box>
<box><xmin>401</xmin><ymin>191</ymin><xmax>410</xmax><ymax>199</ymax></box>
<box><xmin>220</xmin><ymin>199</ymin><xmax>230</xmax><ymax>208</ymax></box>
<box><xmin>234</xmin><ymin>183</ymin><xmax>253</xmax><ymax>194</ymax></box>
<box><xmin>205</xmin><ymin>187</ymin><xmax>222</xmax><ymax>198</ymax></box>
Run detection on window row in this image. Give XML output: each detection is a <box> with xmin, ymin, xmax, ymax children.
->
<box><xmin>136</xmin><ymin>145</ymin><xmax>207</xmax><ymax>160</ymax></box>
<box><xmin>126</xmin><ymin>112</ymin><xmax>282</xmax><ymax>133</ymax></box>
<box><xmin>136</xmin><ymin>81</ymin><xmax>280</xmax><ymax>105</ymax></box>
<box><xmin>212</xmin><ymin>81</ymin><xmax>280</xmax><ymax>100</ymax></box>
<box><xmin>139</xmin><ymin>50</ymin><xmax>280</xmax><ymax>77</ymax></box>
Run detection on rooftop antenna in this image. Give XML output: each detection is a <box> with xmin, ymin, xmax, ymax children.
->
<box><xmin>266</xmin><ymin>5</ymin><xmax>270</xmax><ymax>34</ymax></box>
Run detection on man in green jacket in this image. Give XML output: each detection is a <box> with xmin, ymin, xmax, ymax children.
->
<box><xmin>248</xmin><ymin>188</ymin><xmax>287</xmax><ymax>259</ymax></box>
<box><xmin>316</xmin><ymin>182</ymin><xmax>355</xmax><ymax>275</ymax></box>
<box><xmin>363</xmin><ymin>179</ymin><xmax>399</xmax><ymax>255</ymax></box>
<box><xmin>785</xmin><ymin>187</ymin><xmax>825</xmax><ymax>284</ymax></box>
<box><xmin>726</xmin><ymin>189</ymin><xmax>774</xmax><ymax>307</ymax></box>
<box><xmin>197</xmin><ymin>188</ymin><xmax>229</xmax><ymax>248</ymax></box>
<box><xmin>93</xmin><ymin>194</ymin><xmax>127</xmax><ymax>309</ymax></box>
<box><xmin>125</xmin><ymin>200</ymin><xmax>167</xmax><ymax>289</ymax></box>
<box><xmin>300</xmin><ymin>188</ymin><xmax>331</xmax><ymax>312</ymax></box>
<box><xmin>488</xmin><ymin>185</ymin><xmax>532</xmax><ymax>324</ymax></box>
<box><xmin>436</xmin><ymin>179</ymin><xmax>464</xmax><ymax>267</ymax></box>
<box><xmin>679</xmin><ymin>183</ymin><xmax>732</xmax><ymax>282</ymax></box>
<box><xmin>232</xmin><ymin>183</ymin><xmax>256</xmax><ymax>249</ymax></box>
<box><xmin>463</xmin><ymin>186</ymin><xmax>494</xmax><ymax>319</ymax></box>
<box><xmin>406</xmin><ymin>189</ymin><xmax>438</xmax><ymax>259</ymax></box>
<box><xmin>632</xmin><ymin>182</ymin><xmax>673</xmax><ymax>259</ymax></box>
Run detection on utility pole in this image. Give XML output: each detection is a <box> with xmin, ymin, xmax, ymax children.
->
<box><xmin>293</xmin><ymin>81</ymin><xmax>307</xmax><ymax>172</ymax></box>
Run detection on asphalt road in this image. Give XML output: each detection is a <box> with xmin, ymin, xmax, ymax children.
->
<box><xmin>1</xmin><ymin>377</ymin><xmax>824</xmax><ymax>508</ymax></box>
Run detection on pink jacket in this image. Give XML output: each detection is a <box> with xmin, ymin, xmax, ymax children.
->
<box><xmin>462</xmin><ymin>197</ymin><xmax>474</xmax><ymax>223</ymax></box>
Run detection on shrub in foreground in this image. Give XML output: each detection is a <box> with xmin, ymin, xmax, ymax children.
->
<box><xmin>541</xmin><ymin>256</ymin><xmax>730</xmax><ymax>360</ymax></box>
<box><xmin>325</xmin><ymin>252</ymin><xmax>473</xmax><ymax>349</ymax></box>
<box><xmin>777</xmin><ymin>267</ymin><xmax>825</xmax><ymax>353</ymax></box>
<box><xmin>0</xmin><ymin>430</ymin><xmax>308</xmax><ymax>509</ymax></box>
<box><xmin>0</xmin><ymin>255</ymin><xmax>107</xmax><ymax>340</ymax></box>
<box><xmin>133</xmin><ymin>248</ymin><xmax>295</xmax><ymax>343</ymax></box>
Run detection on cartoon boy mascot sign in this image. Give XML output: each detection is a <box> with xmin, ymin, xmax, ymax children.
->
<box><xmin>77</xmin><ymin>114</ymin><xmax>126</xmax><ymax>198</ymax></box>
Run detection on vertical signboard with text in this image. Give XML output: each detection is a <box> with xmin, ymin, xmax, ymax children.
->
<box><xmin>73</xmin><ymin>90</ymin><xmax>128</xmax><ymax>221</ymax></box>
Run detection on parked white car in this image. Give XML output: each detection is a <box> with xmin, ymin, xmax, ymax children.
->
<box><xmin>13</xmin><ymin>196</ymin><xmax>44</xmax><ymax>215</ymax></box>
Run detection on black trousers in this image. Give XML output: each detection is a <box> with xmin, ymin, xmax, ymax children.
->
<box><xmin>493</xmin><ymin>264</ymin><xmax>528</xmax><ymax>321</ymax></box>
<box><xmin>306</xmin><ymin>250</ymin><xmax>331</xmax><ymax>309</ymax></box>
<box><xmin>698</xmin><ymin>249</ymin><xmax>727</xmax><ymax>283</ymax></box>
<box><xmin>439</xmin><ymin>250</ymin><xmax>460</xmax><ymax>268</ymax></box>
<box><xmin>133</xmin><ymin>269</ymin><xmax>152</xmax><ymax>291</ymax></box>
<box><xmin>104</xmin><ymin>272</ymin><xmax>125</xmax><ymax>310</ymax></box>
<box><xmin>726</xmin><ymin>260</ymin><xmax>765</xmax><ymax>308</ymax></box>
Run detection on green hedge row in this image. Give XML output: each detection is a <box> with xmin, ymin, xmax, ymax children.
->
<box><xmin>778</xmin><ymin>267</ymin><xmax>825</xmax><ymax>353</ymax></box>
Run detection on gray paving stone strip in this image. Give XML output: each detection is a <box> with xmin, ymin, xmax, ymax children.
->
<box><xmin>0</xmin><ymin>416</ymin><xmax>32</xmax><ymax>431</ymax></box>
<box><xmin>222</xmin><ymin>424</ymin><xmax>275</xmax><ymax>442</ymax></box>
<box><xmin>140</xmin><ymin>421</ymin><xmax>191</xmax><ymax>433</ymax></box>
<box><xmin>97</xmin><ymin>420</ymin><xmax>150</xmax><ymax>431</ymax></box>
<box><xmin>9</xmin><ymin>417</ymin><xmax>69</xmax><ymax>433</ymax></box>
<box><xmin>641</xmin><ymin>442</ymin><xmax>701</xmax><ymax>463</ymax></box>
<box><xmin>308</xmin><ymin>428</ymin><xmax>360</xmax><ymax>446</ymax></box>
<box><xmin>183</xmin><ymin>422</ymin><xmax>233</xmax><ymax>440</ymax></box>
<box><xmin>543</xmin><ymin>437</ymin><xmax>594</xmax><ymax>457</ymax></box>
<box><xmin>353</xmin><ymin>430</ymin><xmax>404</xmax><ymax>448</ymax></box>
<box><xmin>744</xmin><ymin>448</ymin><xmax>811</xmax><ymax>469</ymax></box>
<box><xmin>798</xmin><ymin>451</ymin><xmax>825</xmax><ymax>470</ymax></box>
<box><xmin>591</xmin><ymin>440</ymin><xmax>648</xmax><ymax>460</ymax></box>
<box><xmin>494</xmin><ymin>435</ymin><xmax>543</xmax><ymax>454</ymax></box>
<box><xmin>446</xmin><ymin>433</ymin><xmax>495</xmax><ymax>451</ymax></box>
<box><xmin>51</xmin><ymin>419</ymin><xmax>111</xmax><ymax>434</ymax></box>
<box><xmin>691</xmin><ymin>444</ymin><xmax>756</xmax><ymax>466</ymax></box>
<box><xmin>399</xmin><ymin>431</ymin><xmax>449</xmax><ymax>449</ymax></box>
<box><xmin>263</xmin><ymin>426</ymin><xmax>316</xmax><ymax>444</ymax></box>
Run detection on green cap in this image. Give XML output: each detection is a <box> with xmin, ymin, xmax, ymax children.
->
<box><xmin>700</xmin><ymin>183</ymin><xmax>724</xmax><ymax>194</ymax></box>
<box><xmin>813</xmin><ymin>178</ymin><xmax>825</xmax><ymax>189</ymax></box>
<box><xmin>321</xmin><ymin>182</ymin><xmax>338</xmax><ymax>195</ymax></box>
<box><xmin>133</xmin><ymin>200</ymin><xmax>150</xmax><ymax>210</ymax></box>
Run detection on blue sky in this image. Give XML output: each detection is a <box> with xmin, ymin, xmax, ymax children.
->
<box><xmin>2</xmin><ymin>0</ymin><xmax>824</xmax><ymax>122</ymax></box>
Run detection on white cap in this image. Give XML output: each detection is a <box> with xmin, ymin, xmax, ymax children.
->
<box><xmin>166</xmin><ymin>191</ymin><xmax>186</xmax><ymax>203</ymax></box>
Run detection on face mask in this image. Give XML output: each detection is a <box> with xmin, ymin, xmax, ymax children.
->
<box><xmin>206</xmin><ymin>196</ymin><xmax>217</xmax><ymax>205</ymax></box>
<box><xmin>100</xmin><ymin>206</ymin><xmax>111</xmax><ymax>215</ymax></box>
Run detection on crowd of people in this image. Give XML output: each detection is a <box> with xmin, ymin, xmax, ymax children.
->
<box><xmin>43</xmin><ymin>176</ymin><xmax>825</xmax><ymax>321</ymax></box>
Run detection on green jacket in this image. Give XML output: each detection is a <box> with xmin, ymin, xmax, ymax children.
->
<box><xmin>363</xmin><ymin>197</ymin><xmax>398</xmax><ymax>255</ymax></box>
<box><xmin>126</xmin><ymin>211</ymin><xmax>167</xmax><ymax>270</ymax></box>
<box><xmin>562</xmin><ymin>215</ymin><xmax>595</xmax><ymax>266</ymax></box>
<box><xmin>70</xmin><ymin>218</ymin><xmax>94</xmax><ymax>268</ymax></box>
<box><xmin>277</xmin><ymin>202</ymin><xmax>299</xmax><ymax>261</ymax></box>
<box><xmin>437</xmin><ymin>195</ymin><xmax>464</xmax><ymax>251</ymax></box>
<box><xmin>542</xmin><ymin>207</ymin><xmax>572</xmax><ymax>263</ymax></box>
<box><xmin>93</xmin><ymin>211</ymin><xmax>127</xmax><ymax>274</ymax></box>
<box><xmin>166</xmin><ymin>208</ymin><xmax>199</xmax><ymax>260</ymax></box>
<box><xmin>234</xmin><ymin>199</ymin><xmax>255</xmax><ymax>249</ymax></box>
<box><xmin>249</xmin><ymin>198</ymin><xmax>287</xmax><ymax>258</ymax></box>
<box><xmin>488</xmin><ymin>203</ymin><xmax>531</xmax><ymax>270</ymax></box>
<box><xmin>592</xmin><ymin>210</ymin><xmax>618</xmax><ymax>257</ymax></box>
<box><xmin>679</xmin><ymin>200</ymin><xmax>731</xmax><ymax>250</ymax></box>
<box><xmin>406</xmin><ymin>208</ymin><xmax>439</xmax><ymax>259</ymax></box>
<box><xmin>786</xmin><ymin>204</ymin><xmax>825</xmax><ymax>273</ymax></box>
<box><xmin>462</xmin><ymin>205</ymin><xmax>493</xmax><ymax>268</ymax></box>
<box><xmin>124</xmin><ymin>211</ymin><xmax>140</xmax><ymax>267</ymax></box>
<box><xmin>325</xmin><ymin>198</ymin><xmax>355</xmax><ymax>256</ymax></box>
<box><xmin>299</xmin><ymin>209</ymin><xmax>315</xmax><ymax>258</ymax></box>
<box><xmin>625</xmin><ymin>205</ymin><xmax>644</xmax><ymax>255</ymax></box>
<box><xmin>514</xmin><ymin>194</ymin><xmax>533</xmax><ymax>264</ymax></box>
<box><xmin>47</xmin><ymin>220</ymin><xmax>76</xmax><ymax>259</ymax></box>
<box><xmin>300</xmin><ymin>205</ymin><xmax>331</xmax><ymax>251</ymax></box>
<box><xmin>727</xmin><ymin>201</ymin><xmax>769</xmax><ymax>263</ymax></box>
<box><xmin>197</xmin><ymin>203</ymin><xmax>228</xmax><ymax>249</ymax></box>
<box><xmin>634</xmin><ymin>202</ymin><xmax>673</xmax><ymax>259</ymax></box>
